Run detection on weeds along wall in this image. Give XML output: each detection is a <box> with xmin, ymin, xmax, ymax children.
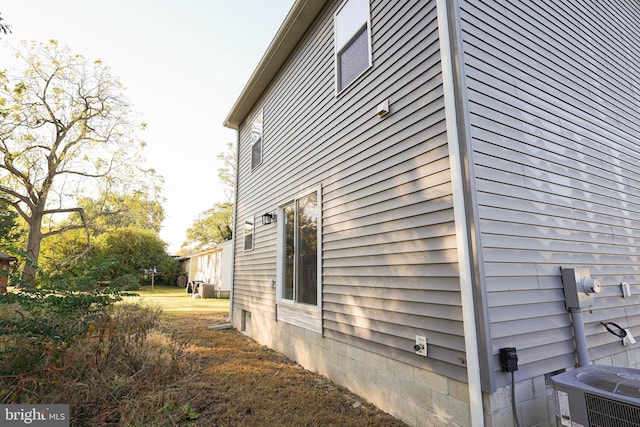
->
<box><xmin>232</xmin><ymin>307</ymin><xmax>475</xmax><ymax>426</ymax></box>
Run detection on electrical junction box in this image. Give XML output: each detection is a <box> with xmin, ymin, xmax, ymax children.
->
<box><xmin>414</xmin><ymin>335</ymin><xmax>427</xmax><ymax>356</ymax></box>
<box><xmin>499</xmin><ymin>347</ymin><xmax>518</xmax><ymax>372</ymax></box>
<box><xmin>561</xmin><ymin>268</ymin><xmax>602</xmax><ymax>309</ymax></box>
<box><xmin>622</xmin><ymin>282</ymin><xmax>632</xmax><ymax>298</ymax></box>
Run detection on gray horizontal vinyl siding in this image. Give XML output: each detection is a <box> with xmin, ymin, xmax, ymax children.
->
<box><xmin>459</xmin><ymin>0</ymin><xmax>640</xmax><ymax>387</ymax></box>
<box><xmin>234</xmin><ymin>0</ymin><xmax>466</xmax><ymax>380</ymax></box>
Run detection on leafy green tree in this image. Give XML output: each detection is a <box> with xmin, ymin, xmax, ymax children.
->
<box><xmin>79</xmin><ymin>191</ymin><xmax>165</xmax><ymax>235</ymax></box>
<box><xmin>181</xmin><ymin>143</ymin><xmax>235</xmax><ymax>252</ymax></box>
<box><xmin>0</xmin><ymin>40</ymin><xmax>160</xmax><ymax>284</ymax></box>
<box><xmin>38</xmin><ymin>189</ymin><xmax>165</xmax><ymax>275</ymax></box>
<box><xmin>38</xmin><ymin>228</ymin><xmax>93</xmax><ymax>276</ymax></box>
<box><xmin>0</xmin><ymin>201</ymin><xmax>23</xmax><ymax>249</ymax></box>
<box><xmin>37</xmin><ymin>191</ymin><xmax>170</xmax><ymax>284</ymax></box>
<box><xmin>93</xmin><ymin>227</ymin><xmax>176</xmax><ymax>282</ymax></box>
<box><xmin>40</xmin><ymin>225</ymin><xmax>180</xmax><ymax>286</ymax></box>
<box><xmin>183</xmin><ymin>201</ymin><xmax>233</xmax><ymax>250</ymax></box>
<box><xmin>217</xmin><ymin>141</ymin><xmax>236</xmax><ymax>203</ymax></box>
<box><xmin>156</xmin><ymin>254</ymin><xmax>182</xmax><ymax>287</ymax></box>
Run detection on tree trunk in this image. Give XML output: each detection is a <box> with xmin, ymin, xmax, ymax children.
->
<box><xmin>21</xmin><ymin>214</ymin><xmax>43</xmax><ymax>288</ymax></box>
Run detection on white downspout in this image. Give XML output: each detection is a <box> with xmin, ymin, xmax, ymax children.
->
<box><xmin>227</xmin><ymin>131</ymin><xmax>240</xmax><ymax>324</ymax></box>
<box><xmin>436</xmin><ymin>1</ymin><xmax>484</xmax><ymax>426</ymax></box>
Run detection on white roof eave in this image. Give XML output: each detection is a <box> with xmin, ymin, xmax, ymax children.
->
<box><xmin>223</xmin><ymin>0</ymin><xmax>329</xmax><ymax>130</ymax></box>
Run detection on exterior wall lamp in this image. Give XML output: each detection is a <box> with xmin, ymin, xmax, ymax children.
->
<box><xmin>262</xmin><ymin>212</ymin><xmax>277</xmax><ymax>225</ymax></box>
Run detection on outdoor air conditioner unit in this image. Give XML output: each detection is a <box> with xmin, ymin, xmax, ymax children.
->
<box><xmin>550</xmin><ymin>365</ymin><xmax>640</xmax><ymax>426</ymax></box>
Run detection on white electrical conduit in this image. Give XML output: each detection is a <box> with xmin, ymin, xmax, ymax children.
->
<box><xmin>437</xmin><ymin>0</ymin><xmax>484</xmax><ymax>425</ymax></box>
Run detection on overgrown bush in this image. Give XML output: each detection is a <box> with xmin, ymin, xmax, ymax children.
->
<box><xmin>0</xmin><ymin>260</ymin><xmax>125</xmax><ymax>340</ymax></box>
<box><xmin>0</xmin><ymin>302</ymin><xmax>195</xmax><ymax>425</ymax></box>
<box><xmin>0</xmin><ymin>258</ymin><xmax>196</xmax><ymax>425</ymax></box>
<box><xmin>53</xmin><ymin>303</ymin><xmax>193</xmax><ymax>425</ymax></box>
<box><xmin>0</xmin><ymin>263</ymin><xmax>127</xmax><ymax>403</ymax></box>
<box><xmin>110</xmin><ymin>273</ymin><xmax>141</xmax><ymax>290</ymax></box>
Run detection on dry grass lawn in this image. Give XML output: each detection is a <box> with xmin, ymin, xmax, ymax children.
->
<box><xmin>133</xmin><ymin>286</ymin><xmax>407</xmax><ymax>426</ymax></box>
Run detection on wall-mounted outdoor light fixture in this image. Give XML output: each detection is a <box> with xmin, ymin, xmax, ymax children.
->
<box><xmin>262</xmin><ymin>212</ymin><xmax>277</xmax><ymax>225</ymax></box>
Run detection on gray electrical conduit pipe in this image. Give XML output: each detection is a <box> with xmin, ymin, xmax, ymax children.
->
<box><xmin>569</xmin><ymin>308</ymin><xmax>590</xmax><ymax>367</ymax></box>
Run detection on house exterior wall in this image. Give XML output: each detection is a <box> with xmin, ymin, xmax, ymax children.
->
<box><xmin>458</xmin><ymin>0</ymin><xmax>640</xmax><ymax>422</ymax></box>
<box><xmin>189</xmin><ymin>248</ymin><xmax>220</xmax><ymax>284</ymax></box>
<box><xmin>231</xmin><ymin>0</ymin><xmax>479</xmax><ymax>423</ymax></box>
<box><xmin>233</xmin><ymin>0</ymin><xmax>468</xmax><ymax>382</ymax></box>
<box><xmin>229</xmin><ymin>0</ymin><xmax>640</xmax><ymax>425</ymax></box>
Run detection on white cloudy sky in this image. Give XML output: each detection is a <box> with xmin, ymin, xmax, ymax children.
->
<box><xmin>0</xmin><ymin>0</ymin><xmax>294</xmax><ymax>252</ymax></box>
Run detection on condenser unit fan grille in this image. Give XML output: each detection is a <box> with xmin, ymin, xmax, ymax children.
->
<box><xmin>577</xmin><ymin>366</ymin><xmax>640</xmax><ymax>398</ymax></box>
<box><xmin>586</xmin><ymin>393</ymin><xmax>640</xmax><ymax>427</ymax></box>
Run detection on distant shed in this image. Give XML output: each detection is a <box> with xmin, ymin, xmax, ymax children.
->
<box><xmin>178</xmin><ymin>242</ymin><xmax>232</xmax><ymax>298</ymax></box>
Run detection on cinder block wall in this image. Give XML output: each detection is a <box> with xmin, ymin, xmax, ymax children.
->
<box><xmin>594</xmin><ymin>347</ymin><xmax>640</xmax><ymax>370</ymax></box>
<box><xmin>233</xmin><ymin>307</ymin><xmax>478</xmax><ymax>426</ymax></box>
<box><xmin>484</xmin><ymin>376</ymin><xmax>554</xmax><ymax>427</ymax></box>
<box><xmin>232</xmin><ymin>307</ymin><xmax>573</xmax><ymax>426</ymax></box>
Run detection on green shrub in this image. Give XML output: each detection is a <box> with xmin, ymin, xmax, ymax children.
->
<box><xmin>0</xmin><ymin>258</ymin><xmax>195</xmax><ymax>425</ymax></box>
<box><xmin>0</xmin><ymin>302</ymin><xmax>193</xmax><ymax>425</ymax></box>
<box><xmin>110</xmin><ymin>273</ymin><xmax>140</xmax><ymax>290</ymax></box>
<box><xmin>0</xmin><ymin>259</ymin><xmax>125</xmax><ymax>400</ymax></box>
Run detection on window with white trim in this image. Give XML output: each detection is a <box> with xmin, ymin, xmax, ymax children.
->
<box><xmin>335</xmin><ymin>0</ymin><xmax>371</xmax><ymax>92</ymax></box>
<box><xmin>244</xmin><ymin>217</ymin><xmax>254</xmax><ymax>251</ymax></box>
<box><xmin>283</xmin><ymin>192</ymin><xmax>318</xmax><ymax>305</ymax></box>
<box><xmin>276</xmin><ymin>187</ymin><xmax>322</xmax><ymax>331</ymax></box>
<box><xmin>250</xmin><ymin>110</ymin><xmax>263</xmax><ymax>171</ymax></box>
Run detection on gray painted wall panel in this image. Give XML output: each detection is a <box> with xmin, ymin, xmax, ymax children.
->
<box><xmin>233</xmin><ymin>0</ymin><xmax>465</xmax><ymax>380</ymax></box>
<box><xmin>325</xmin><ymin>234</ymin><xmax>458</xmax><ymax>259</ymax></box>
<box><xmin>324</xmin><ymin>305</ymin><xmax>465</xmax><ymax>338</ymax></box>
<box><xmin>324</xmin><ymin>275</ymin><xmax>462</xmax><ymax>292</ymax></box>
<box><xmin>460</xmin><ymin>0</ymin><xmax>640</xmax><ymax>387</ymax></box>
<box><xmin>324</xmin><ymin>196</ymin><xmax>454</xmax><ymax>231</ymax></box>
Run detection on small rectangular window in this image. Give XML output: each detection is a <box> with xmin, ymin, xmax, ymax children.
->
<box><xmin>244</xmin><ymin>217</ymin><xmax>254</xmax><ymax>251</ymax></box>
<box><xmin>250</xmin><ymin>110</ymin><xmax>263</xmax><ymax>171</ymax></box>
<box><xmin>335</xmin><ymin>0</ymin><xmax>371</xmax><ymax>92</ymax></box>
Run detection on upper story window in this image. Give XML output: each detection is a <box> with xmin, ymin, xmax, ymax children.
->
<box><xmin>335</xmin><ymin>0</ymin><xmax>371</xmax><ymax>92</ymax></box>
<box><xmin>250</xmin><ymin>110</ymin><xmax>263</xmax><ymax>171</ymax></box>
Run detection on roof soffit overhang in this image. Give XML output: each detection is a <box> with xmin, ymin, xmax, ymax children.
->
<box><xmin>223</xmin><ymin>0</ymin><xmax>329</xmax><ymax>130</ymax></box>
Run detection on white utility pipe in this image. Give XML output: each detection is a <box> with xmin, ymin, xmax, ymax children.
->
<box><xmin>437</xmin><ymin>0</ymin><xmax>484</xmax><ymax>425</ymax></box>
<box><xmin>570</xmin><ymin>308</ymin><xmax>590</xmax><ymax>367</ymax></box>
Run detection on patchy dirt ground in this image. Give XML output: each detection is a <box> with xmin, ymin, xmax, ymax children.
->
<box><xmin>161</xmin><ymin>313</ymin><xmax>407</xmax><ymax>426</ymax></box>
